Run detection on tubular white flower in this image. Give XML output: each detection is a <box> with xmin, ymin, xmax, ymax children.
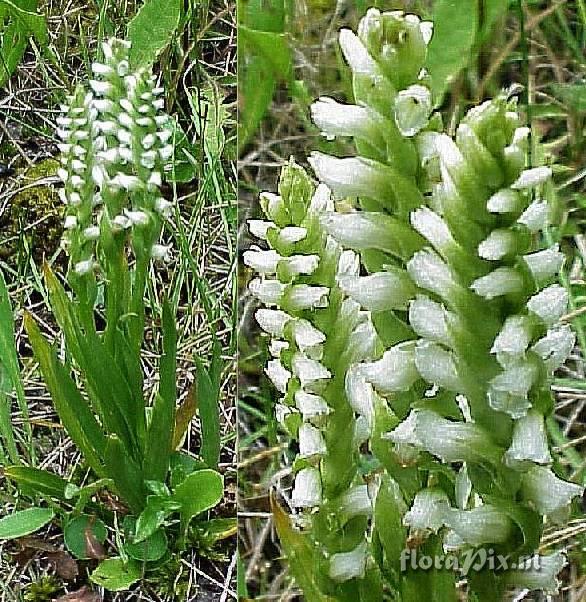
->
<box><xmin>74</xmin><ymin>259</ymin><xmax>96</xmax><ymax>276</ymax></box>
<box><xmin>415</xmin><ymin>340</ymin><xmax>461</xmax><ymax>391</ymax></box>
<box><xmin>486</xmin><ymin>189</ymin><xmax>523</xmax><ymax>213</ymax></box>
<box><xmin>124</xmin><ymin>209</ymin><xmax>150</xmax><ymax>226</ymax></box>
<box><xmin>338</xmin><ymin>271</ymin><xmax>415</xmax><ymax>312</ymax></box>
<box><xmin>518</xmin><ymin>200</ymin><xmax>548</xmax><ymax>232</ymax></box>
<box><xmin>409</xmin><ymin>296</ymin><xmax>452</xmax><ymax>347</ymax></box>
<box><xmin>321</xmin><ymin>212</ymin><xmax>397</xmax><ymax>252</ymax></box>
<box><xmin>360</xmin><ymin>342</ymin><xmax>419</xmax><ymax>393</ymax></box>
<box><xmin>527</xmin><ymin>284</ymin><xmax>568</xmax><ymax>325</ymax></box>
<box><xmin>487</xmin><ymin>363</ymin><xmax>537</xmax><ymax>418</ymax></box>
<box><xmin>150</xmin><ymin>244</ymin><xmax>171</xmax><ymax>262</ymax></box>
<box><xmin>523</xmin><ymin>246</ymin><xmax>564</xmax><ymax>285</ymax></box>
<box><xmin>394</xmin><ymin>84</ymin><xmax>432</xmax><ymax>137</ymax></box>
<box><xmin>278</xmin><ymin>226</ymin><xmax>308</xmax><ymax>244</ymax></box>
<box><xmin>292</xmin><ymin>353</ymin><xmax>331</xmax><ymax>389</ymax></box>
<box><xmin>255</xmin><ymin>308</ymin><xmax>291</xmax><ymax>337</ymax></box>
<box><xmin>269</xmin><ymin>340</ymin><xmax>288</xmax><ymax>357</ymax></box>
<box><xmin>347</xmin><ymin>319</ymin><xmax>379</xmax><ymax>364</ymax></box>
<box><xmin>471</xmin><ymin>267</ymin><xmax>524</xmax><ymax>299</ymax></box>
<box><xmin>265</xmin><ymin>359</ymin><xmax>291</xmax><ymax>393</ymax></box>
<box><xmin>249</xmin><ymin>278</ymin><xmax>285</xmax><ymax>306</ymax></box>
<box><xmin>345</xmin><ymin>365</ymin><xmax>375</xmax><ymax>426</ymax></box>
<box><xmin>311</xmin><ymin>97</ymin><xmax>378</xmax><ymax>140</ymax></box>
<box><xmin>408</xmin><ymin>249</ymin><xmax>457</xmax><ymax>300</ymax></box>
<box><xmin>292</xmin><ymin>467</ymin><xmax>322</xmax><ymax>508</ymax></box>
<box><xmin>532</xmin><ymin>325</ymin><xmax>575</xmax><ymax>372</ymax></box>
<box><xmin>299</xmin><ymin>423</ymin><xmax>327</xmax><ymax>458</ymax></box>
<box><xmin>89</xmin><ymin>80</ymin><xmax>112</xmax><ymax>95</ymax></box>
<box><xmin>248</xmin><ymin>219</ymin><xmax>274</xmax><ymax>240</ymax></box>
<box><xmin>511</xmin><ymin>166</ymin><xmax>552</xmax><ymax>189</ymax></box>
<box><xmin>83</xmin><ymin>226</ymin><xmax>100</xmax><ymax>241</ymax></box>
<box><xmin>284</xmin><ymin>254</ymin><xmax>320</xmax><ymax>276</ymax></box>
<box><xmin>243</xmin><ymin>249</ymin><xmax>282</xmax><ymax>274</ymax></box>
<box><xmin>353</xmin><ymin>415</ymin><xmax>370</xmax><ymax>447</ymax></box>
<box><xmin>403</xmin><ymin>489</ymin><xmax>450</xmax><ymax>532</ymax></box>
<box><xmin>410</xmin><ymin>207</ymin><xmax>454</xmax><ymax>252</ymax></box>
<box><xmin>154</xmin><ymin>197</ymin><xmax>172</xmax><ymax>217</ymax></box>
<box><xmin>490</xmin><ymin>315</ymin><xmax>533</xmax><ymax>365</ymax></box>
<box><xmin>293</xmin><ymin>319</ymin><xmax>326</xmax><ymax>355</ymax></box>
<box><xmin>505</xmin><ymin>552</ymin><xmax>566</xmax><ymax>594</ymax></box>
<box><xmin>478</xmin><ymin>229</ymin><xmax>516</xmax><ymax>261</ymax></box>
<box><xmin>308</xmin><ymin>152</ymin><xmax>391</xmax><ymax>200</ymax></box>
<box><xmin>522</xmin><ymin>465</ymin><xmax>583</xmax><ymax>515</ymax></box>
<box><xmin>286</xmin><ymin>284</ymin><xmax>329</xmax><ymax>310</ymax></box>
<box><xmin>329</xmin><ymin>542</ymin><xmax>368</xmax><ymax>583</ymax></box>
<box><xmin>444</xmin><ymin>505</ymin><xmax>513</xmax><ymax>545</ymax></box>
<box><xmin>294</xmin><ymin>391</ymin><xmax>330</xmax><ymax>421</ymax></box>
<box><xmin>505</xmin><ymin>410</ymin><xmax>552</xmax><ymax>468</ymax></box>
<box><xmin>64</xmin><ymin>215</ymin><xmax>78</xmax><ymax>230</ymax></box>
<box><xmin>338</xmin><ymin>28</ymin><xmax>378</xmax><ymax>75</ymax></box>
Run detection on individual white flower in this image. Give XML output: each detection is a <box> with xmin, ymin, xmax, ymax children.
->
<box><xmin>487</xmin><ymin>363</ymin><xmax>536</xmax><ymax>418</ymax></box>
<box><xmin>112</xmin><ymin>214</ymin><xmax>132</xmax><ymax>230</ymax></box>
<box><xmin>293</xmin><ymin>319</ymin><xmax>326</xmax><ymax>355</ymax></box>
<box><xmin>311</xmin><ymin>97</ymin><xmax>378</xmax><ymax>140</ymax></box>
<box><xmin>89</xmin><ymin>80</ymin><xmax>112</xmax><ymax>95</ymax></box>
<box><xmin>248</xmin><ymin>278</ymin><xmax>286</xmax><ymax>306</ymax></box>
<box><xmin>124</xmin><ymin>209</ymin><xmax>150</xmax><ymax>226</ymax></box>
<box><xmin>471</xmin><ymin>267</ymin><xmax>524</xmax><ymax>299</ymax></box>
<box><xmin>64</xmin><ymin>215</ymin><xmax>78</xmax><ymax>230</ymax></box>
<box><xmin>154</xmin><ymin>197</ymin><xmax>173</xmax><ymax>217</ymax></box>
<box><xmin>444</xmin><ymin>505</ymin><xmax>513</xmax><ymax>546</ymax></box>
<box><xmin>522</xmin><ymin>465</ymin><xmax>583</xmax><ymax>515</ymax></box>
<box><xmin>505</xmin><ymin>410</ymin><xmax>552</xmax><ymax>468</ymax></box>
<box><xmin>360</xmin><ymin>342</ymin><xmax>419</xmax><ymax>393</ymax></box>
<box><xmin>532</xmin><ymin>325</ymin><xmax>575</xmax><ymax>371</ymax></box>
<box><xmin>408</xmin><ymin>249</ymin><xmax>457</xmax><ymax>300</ymax></box>
<box><xmin>248</xmin><ymin>219</ymin><xmax>274</xmax><ymax>240</ymax></box>
<box><xmin>291</xmin><ymin>467</ymin><xmax>322</xmax><ymax>508</ymax></box>
<box><xmin>345</xmin><ymin>365</ymin><xmax>375</xmax><ymax>426</ymax></box>
<box><xmin>511</xmin><ymin>166</ymin><xmax>552</xmax><ymax>189</ymax></box>
<box><xmin>151</xmin><ymin>244</ymin><xmax>172</xmax><ymax>262</ymax></box>
<box><xmin>410</xmin><ymin>207</ymin><xmax>454</xmax><ymax>252</ymax></box>
<box><xmin>338</xmin><ymin>28</ymin><xmax>378</xmax><ymax>75</ymax></box>
<box><xmin>415</xmin><ymin>340</ymin><xmax>461</xmax><ymax>391</ymax></box>
<box><xmin>113</xmin><ymin>173</ymin><xmax>143</xmax><ymax>191</ymax></box>
<box><xmin>294</xmin><ymin>391</ymin><xmax>330</xmax><ymax>421</ymax></box>
<box><xmin>527</xmin><ymin>284</ymin><xmax>568</xmax><ymax>325</ymax></box>
<box><xmin>409</xmin><ymin>296</ymin><xmax>452</xmax><ymax>347</ymax></box>
<box><xmin>505</xmin><ymin>552</ymin><xmax>566</xmax><ymax>594</ymax></box>
<box><xmin>292</xmin><ymin>353</ymin><xmax>331</xmax><ymax>389</ymax></box>
<box><xmin>255</xmin><ymin>308</ymin><xmax>291</xmax><ymax>337</ymax></box>
<box><xmin>338</xmin><ymin>271</ymin><xmax>415</xmax><ymax>311</ymax></box>
<box><xmin>523</xmin><ymin>246</ymin><xmax>564</xmax><ymax>285</ymax></box>
<box><xmin>329</xmin><ymin>542</ymin><xmax>368</xmax><ymax>583</ymax></box>
<box><xmin>269</xmin><ymin>340</ymin><xmax>288</xmax><ymax>357</ymax></box>
<box><xmin>243</xmin><ymin>249</ymin><xmax>282</xmax><ymax>274</ymax></box>
<box><xmin>478</xmin><ymin>229</ymin><xmax>516</xmax><ymax>261</ymax></box>
<box><xmin>339</xmin><ymin>485</ymin><xmax>372</xmax><ymax>521</ymax></box>
<box><xmin>74</xmin><ymin>258</ymin><xmax>96</xmax><ymax>276</ymax></box>
<box><xmin>83</xmin><ymin>226</ymin><xmax>100</xmax><ymax>241</ymax></box>
<box><xmin>490</xmin><ymin>315</ymin><xmax>533</xmax><ymax>365</ymax></box>
<box><xmin>321</xmin><ymin>212</ymin><xmax>396</xmax><ymax>252</ymax></box>
<box><xmin>518</xmin><ymin>200</ymin><xmax>548</xmax><ymax>232</ymax></box>
<box><xmin>298</xmin><ymin>423</ymin><xmax>327</xmax><ymax>458</ymax></box>
<box><xmin>403</xmin><ymin>489</ymin><xmax>450</xmax><ymax>533</ymax></box>
<box><xmin>286</xmin><ymin>284</ymin><xmax>329</xmax><ymax>310</ymax></box>
<box><xmin>265</xmin><ymin>359</ymin><xmax>291</xmax><ymax>393</ymax></box>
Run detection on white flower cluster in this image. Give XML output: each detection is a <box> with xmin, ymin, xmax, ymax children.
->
<box><xmin>57</xmin><ymin>38</ymin><xmax>173</xmax><ymax>276</ymax></box>
<box><xmin>251</xmin><ymin>8</ymin><xmax>584</xmax><ymax>594</ymax></box>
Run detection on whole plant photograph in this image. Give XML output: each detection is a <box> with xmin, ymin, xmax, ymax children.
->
<box><xmin>0</xmin><ymin>0</ymin><xmax>236</xmax><ymax>600</ymax></box>
<box><xmin>239</xmin><ymin>1</ymin><xmax>586</xmax><ymax>601</ymax></box>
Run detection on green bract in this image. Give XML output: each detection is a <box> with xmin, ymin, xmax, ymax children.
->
<box><xmin>247</xmin><ymin>8</ymin><xmax>583</xmax><ymax>601</ymax></box>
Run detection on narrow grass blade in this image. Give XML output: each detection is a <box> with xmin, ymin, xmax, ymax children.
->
<box><xmin>0</xmin><ymin>268</ymin><xmax>32</xmax><ymax>463</ymax></box>
<box><xmin>24</xmin><ymin>313</ymin><xmax>107</xmax><ymax>477</ymax></box>
<box><xmin>144</xmin><ymin>300</ymin><xmax>177</xmax><ymax>482</ymax></box>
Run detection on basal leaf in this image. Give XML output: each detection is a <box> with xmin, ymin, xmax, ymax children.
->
<box><xmin>90</xmin><ymin>557</ymin><xmax>141</xmax><ymax>592</ymax></box>
<box><xmin>64</xmin><ymin>515</ymin><xmax>107</xmax><ymax>560</ymax></box>
<box><xmin>127</xmin><ymin>0</ymin><xmax>181</xmax><ymax>69</ymax></box>
<box><xmin>4</xmin><ymin>466</ymin><xmax>67</xmax><ymax>500</ymax></box>
<box><xmin>173</xmin><ymin>468</ymin><xmax>223</xmax><ymax>522</ymax></box>
<box><xmin>0</xmin><ymin>0</ymin><xmax>47</xmax><ymax>46</ymax></box>
<box><xmin>0</xmin><ymin>507</ymin><xmax>54</xmax><ymax>540</ymax></box>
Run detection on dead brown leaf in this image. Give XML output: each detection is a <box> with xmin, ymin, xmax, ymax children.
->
<box><xmin>47</xmin><ymin>550</ymin><xmax>79</xmax><ymax>581</ymax></box>
<box><xmin>54</xmin><ymin>585</ymin><xmax>101</xmax><ymax>602</ymax></box>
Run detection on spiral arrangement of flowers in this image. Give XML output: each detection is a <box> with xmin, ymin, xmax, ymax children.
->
<box><xmin>246</xmin><ymin>9</ymin><xmax>584</xmax><ymax>599</ymax></box>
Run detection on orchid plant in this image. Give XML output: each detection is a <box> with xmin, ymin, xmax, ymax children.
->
<box><xmin>1</xmin><ymin>38</ymin><xmax>224</xmax><ymax>591</ymax></box>
<box><xmin>246</xmin><ymin>9</ymin><xmax>584</xmax><ymax>601</ymax></box>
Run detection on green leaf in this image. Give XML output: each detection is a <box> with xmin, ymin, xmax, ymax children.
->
<box><xmin>103</xmin><ymin>435</ymin><xmax>146</xmax><ymax>514</ymax></box>
<box><xmin>135</xmin><ymin>495</ymin><xmax>180</xmax><ymax>543</ymax></box>
<box><xmin>127</xmin><ymin>0</ymin><xmax>181</xmax><ymax>69</ymax></box>
<box><xmin>24</xmin><ymin>313</ymin><xmax>107</xmax><ymax>477</ymax></box>
<box><xmin>4</xmin><ymin>466</ymin><xmax>67</xmax><ymax>500</ymax></box>
<box><xmin>0</xmin><ymin>3</ymin><xmax>30</xmax><ymax>86</ymax></box>
<box><xmin>0</xmin><ymin>0</ymin><xmax>48</xmax><ymax>46</ymax></box>
<box><xmin>196</xmin><ymin>339</ymin><xmax>223</xmax><ymax>469</ymax></box>
<box><xmin>144</xmin><ymin>299</ymin><xmax>176</xmax><ymax>482</ymax></box>
<box><xmin>163</xmin><ymin>119</ymin><xmax>199</xmax><ymax>183</ymax></box>
<box><xmin>90</xmin><ymin>557</ymin><xmax>141</xmax><ymax>591</ymax></box>
<box><xmin>0</xmin><ymin>268</ymin><xmax>27</xmax><ymax>463</ymax></box>
<box><xmin>426</xmin><ymin>1</ymin><xmax>478</xmax><ymax>103</ymax></box>
<box><xmin>0</xmin><ymin>507</ymin><xmax>54</xmax><ymax>540</ymax></box>
<box><xmin>173</xmin><ymin>469</ymin><xmax>223</xmax><ymax>523</ymax></box>
<box><xmin>64</xmin><ymin>514</ymin><xmax>108</xmax><ymax>560</ymax></box>
<box><xmin>239</xmin><ymin>25</ymin><xmax>291</xmax><ymax>78</ymax></box>
<box><xmin>125</xmin><ymin>526</ymin><xmax>168</xmax><ymax>562</ymax></box>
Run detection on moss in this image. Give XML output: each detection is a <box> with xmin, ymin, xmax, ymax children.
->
<box><xmin>0</xmin><ymin>158</ymin><xmax>64</xmax><ymax>267</ymax></box>
<box><xmin>23</xmin><ymin>575</ymin><xmax>62</xmax><ymax>602</ymax></box>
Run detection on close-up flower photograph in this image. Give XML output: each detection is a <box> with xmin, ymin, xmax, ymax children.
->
<box><xmin>239</xmin><ymin>1</ymin><xmax>585</xmax><ymax>601</ymax></box>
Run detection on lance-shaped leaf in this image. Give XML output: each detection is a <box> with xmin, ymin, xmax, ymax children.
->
<box><xmin>4</xmin><ymin>466</ymin><xmax>68</xmax><ymax>501</ymax></box>
<box><xmin>104</xmin><ymin>435</ymin><xmax>146</xmax><ymax>514</ymax></box>
<box><xmin>0</xmin><ymin>507</ymin><xmax>54</xmax><ymax>540</ymax></box>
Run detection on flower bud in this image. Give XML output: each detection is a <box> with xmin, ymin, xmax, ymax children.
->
<box><xmin>339</xmin><ymin>485</ymin><xmax>372</xmax><ymax>521</ymax></box>
<box><xmin>292</xmin><ymin>353</ymin><xmax>331</xmax><ymax>390</ymax></box>
<box><xmin>486</xmin><ymin>188</ymin><xmax>523</xmax><ymax>214</ymax></box>
<box><xmin>265</xmin><ymin>359</ymin><xmax>291</xmax><ymax>393</ymax></box>
<box><xmin>311</xmin><ymin>97</ymin><xmax>382</xmax><ymax>144</ymax></box>
<box><xmin>394</xmin><ymin>84</ymin><xmax>432</xmax><ymax>137</ymax></box>
<box><xmin>295</xmin><ymin>391</ymin><xmax>330</xmax><ymax>421</ymax></box>
<box><xmin>408</xmin><ymin>249</ymin><xmax>458</xmax><ymax>300</ymax></box>
<box><xmin>478</xmin><ymin>229</ymin><xmax>516</xmax><ymax>261</ymax></box>
<box><xmin>518</xmin><ymin>200</ymin><xmax>548</xmax><ymax>232</ymax></box>
<box><xmin>345</xmin><ymin>365</ymin><xmax>375</xmax><ymax>426</ymax></box>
